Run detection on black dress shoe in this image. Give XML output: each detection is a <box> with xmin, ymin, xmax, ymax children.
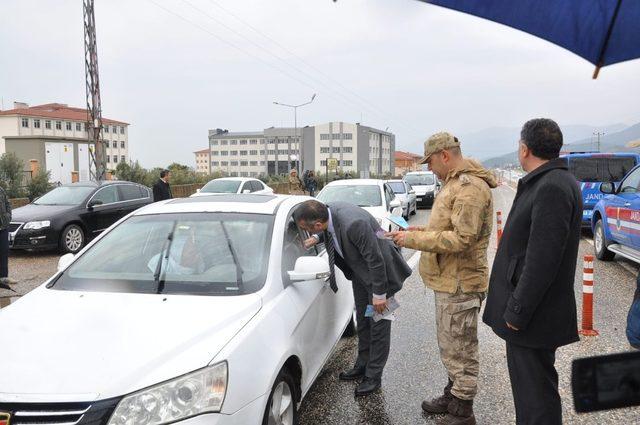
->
<box><xmin>338</xmin><ymin>367</ymin><xmax>365</xmax><ymax>381</ymax></box>
<box><xmin>355</xmin><ymin>377</ymin><xmax>381</xmax><ymax>396</ymax></box>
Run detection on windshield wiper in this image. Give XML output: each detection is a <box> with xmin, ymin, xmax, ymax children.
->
<box><xmin>220</xmin><ymin>222</ymin><xmax>244</xmax><ymax>294</ymax></box>
<box><xmin>154</xmin><ymin>221</ymin><xmax>178</xmax><ymax>294</ymax></box>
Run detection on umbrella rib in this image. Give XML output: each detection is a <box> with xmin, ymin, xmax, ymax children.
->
<box><xmin>593</xmin><ymin>0</ymin><xmax>624</xmax><ymax>79</ymax></box>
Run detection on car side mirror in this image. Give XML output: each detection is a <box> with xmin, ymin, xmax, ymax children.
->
<box><xmin>57</xmin><ymin>253</ymin><xmax>75</xmax><ymax>271</ymax></box>
<box><xmin>87</xmin><ymin>199</ymin><xmax>103</xmax><ymax>209</ymax></box>
<box><xmin>288</xmin><ymin>256</ymin><xmax>330</xmax><ymax>282</ymax></box>
<box><xmin>600</xmin><ymin>182</ymin><xmax>616</xmax><ymax>194</ymax></box>
<box><xmin>389</xmin><ymin>199</ymin><xmax>401</xmax><ymax>211</ymax></box>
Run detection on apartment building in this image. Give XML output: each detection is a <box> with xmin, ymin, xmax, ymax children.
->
<box><xmin>194</xmin><ymin>148</ymin><xmax>209</xmax><ymax>173</ymax></box>
<box><xmin>0</xmin><ymin>102</ymin><xmax>130</xmax><ymax>183</ymax></box>
<box><xmin>202</xmin><ymin>122</ymin><xmax>394</xmax><ymax>177</ymax></box>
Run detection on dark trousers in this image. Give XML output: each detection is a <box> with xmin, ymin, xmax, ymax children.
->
<box><xmin>506</xmin><ymin>342</ymin><xmax>562</xmax><ymax>425</ymax></box>
<box><xmin>352</xmin><ymin>276</ymin><xmax>391</xmax><ymax>381</ymax></box>
<box><xmin>0</xmin><ymin>229</ymin><xmax>8</xmax><ymax>278</ymax></box>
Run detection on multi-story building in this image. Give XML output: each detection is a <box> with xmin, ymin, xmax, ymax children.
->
<box><xmin>0</xmin><ymin>102</ymin><xmax>130</xmax><ymax>183</ymax></box>
<box><xmin>394</xmin><ymin>151</ymin><xmax>423</xmax><ymax>176</ymax></box>
<box><xmin>204</xmin><ymin>122</ymin><xmax>394</xmax><ymax>178</ymax></box>
<box><xmin>194</xmin><ymin>148</ymin><xmax>209</xmax><ymax>173</ymax></box>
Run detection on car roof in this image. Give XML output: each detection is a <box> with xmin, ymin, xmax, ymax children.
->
<box><xmin>207</xmin><ymin>177</ymin><xmax>260</xmax><ymax>182</ymax></box>
<box><xmin>385</xmin><ymin>179</ymin><xmax>404</xmax><ymax>183</ymax></box>
<box><xmin>61</xmin><ymin>180</ymin><xmax>141</xmax><ymax>188</ymax></box>
<box><xmin>404</xmin><ymin>171</ymin><xmax>434</xmax><ymax>175</ymax></box>
<box><xmin>561</xmin><ymin>152</ymin><xmax>640</xmax><ymax>159</ymax></box>
<box><xmin>132</xmin><ymin>193</ymin><xmax>288</xmax><ymax>216</ymax></box>
<box><xmin>324</xmin><ymin>179</ymin><xmax>384</xmax><ymax>187</ymax></box>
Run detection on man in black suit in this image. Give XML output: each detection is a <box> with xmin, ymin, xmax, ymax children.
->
<box><xmin>483</xmin><ymin>118</ymin><xmax>582</xmax><ymax>424</ymax></box>
<box><xmin>296</xmin><ymin>200</ymin><xmax>412</xmax><ymax>396</ymax></box>
<box><xmin>152</xmin><ymin>169</ymin><xmax>173</xmax><ymax>202</ymax></box>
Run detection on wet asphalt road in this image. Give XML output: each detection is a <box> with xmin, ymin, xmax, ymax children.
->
<box><xmin>2</xmin><ymin>187</ymin><xmax>639</xmax><ymax>423</ymax></box>
<box><xmin>298</xmin><ymin>185</ymin><xmax>640</xmax><ymax>424</ymax></box>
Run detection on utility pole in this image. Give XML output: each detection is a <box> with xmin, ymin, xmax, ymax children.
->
<box><xmin>593</xmin><ymin>131</ymin><xmax>605</xmax><ymax>152</ymax></box>
<box><xmin>83</xmin><ymin>0</ymin><xmax>106</xmax><ymax>181</ymax></box>
<box><xmin>273</xmin><ymin>94</ymin><xmax>316</xmax><ymax>173</ymax></box>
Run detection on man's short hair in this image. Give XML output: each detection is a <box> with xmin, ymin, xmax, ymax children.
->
<box><xmin>160</xmin><ymin>169</ymin><xmax>170</xmax><ymax>178</ymax></box>
<box><xmin>295</xmin><ymin>200</ymin><xmax>329</xmax><ymax>224</ymax></box>
<box><xmin>520</xmin><ymin>119</ymin><xmax>563</xmax><ymax>160</ymax></box>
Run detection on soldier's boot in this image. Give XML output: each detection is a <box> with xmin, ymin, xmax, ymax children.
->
<box><xmin>421</xmin><ymin>379</ymin><xmax>453</xmax><ymax>414</ymax></box>
<box><xmin>437</xmin><ymin>396</ymin><xmax>476</xmax><ymax>425</ymax></box>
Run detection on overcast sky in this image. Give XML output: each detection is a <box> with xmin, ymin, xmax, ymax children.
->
<box><xmin>1</xmin><ymin>0</ymin><xmax>638</xmax><ymax>168</ymax></box>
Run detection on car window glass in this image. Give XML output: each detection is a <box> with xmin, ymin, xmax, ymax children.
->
<box><xmin>241</xmin><ymin>182</ymin><xmax>252</xmax><ymax>193</ymax></box>
<box><xmin>92</xmin><ymin>186</ymin><xmax>120</xmax><ymax>205</ymax></box>
<box><xmin>316</xmin><ymin>185</ymin><xmax>382</xmax><ymax>207</ymax></box>
<box><xmin>387</xmin><ymin>182</ymin><xmax>405</xmax><ymax>194</ymax></box>
<box><xmin>619</xmin><ymin>168</ymin><xmax>640</xmax><ymax>193</ymax></box>
<box><xmin>201</xmin><ymin>180</ymin><xmax>241</xmax><ymax>193</ymax></box>
<box><xmin>569</xmin><ymin>157</ymin><xmax>637</xmax><ymax>182</ymax></box>
<box><xmin>384</xmin><ymin>185</ymin><xmax>393</xmax><ymax>208</ymax></box>
<box><xmin>251</xmin><ymin>181</ymin><xmax>263</xmax><ymax>192</ymax></box>
<box><xmin>282</xmin><ymin>213</ymin><xmax>317</xmax><ymax>285</ymax></box>
<box><xmin>404</xmin><ymin>174</ymin><xmax>435</xmax><ymax>185</ymax></box>
<box><xmin>119</xmin><ymin>184</ymin><xmax>143</xmax><ymax>201</ymax></box>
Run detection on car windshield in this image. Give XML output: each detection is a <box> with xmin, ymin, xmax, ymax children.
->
<box><xmin>201</xmin><ymin>180</ymin><xmax>241</xmax><ymax>193</ymax></box>
<box><xmin>317</xmin><ymin>185</ymin><xmax>382</xmax><ymax>207</ymax></box>
<box><xmin>387</xmin><ymin>182</ymin><xmax>406</xmax><ymax>194</ymax></box>
<box><xmin>33</xmin><ymin>186</ymin><xmax>95</xmax><ymax>205</ymax></box>
<box><xmin>404</xmin><ymin>174</ymin><xmax>435</xmax><ymax>185</ymax></box>
<box><xmin>569</xmin><ymin>157</ymin><xmax>637</xmax><ymax>183</ymax></box>
<box><xmin>51</xmin><ymin>212</ymin><xmax>274</xmax><ymax>296</ymax></box>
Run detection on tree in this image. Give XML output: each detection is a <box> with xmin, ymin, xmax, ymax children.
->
<box><xmin>27</xmin><ymin>170</ymin><xmax>53</xmax><ymax>201</ymax></box>
<box><xmin>0</xmin><ymin>152</ymin><xmax>25</xmax><ymax>198</ymax></box>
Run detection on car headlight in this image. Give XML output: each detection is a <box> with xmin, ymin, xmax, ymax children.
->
<box><xmin>23</xmin><ymin>220</ymin><xmax>50</xmax><ymax>230</ymax></box>
<box><xmin>107</xmin><ymin>362</ymin><xmax>228</xmax><ymax>425</ymax></box>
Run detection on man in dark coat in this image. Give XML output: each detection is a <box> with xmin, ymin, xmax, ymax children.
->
<box><xmin>483</xmin><ymin>118</ymin><xmax>582</xmax><ymax>425</ymax></box>
<box><xmin>296</xmin><ymin>200</ymin><xmax>412</xmax><ymax>396</ymax></box>
<box><xmin>152</xmin><ymin>169</ymin><xmax>172</xmax><ymax>202</ymax></box>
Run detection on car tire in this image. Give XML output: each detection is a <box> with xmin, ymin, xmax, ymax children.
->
<box><xmin>594</xmin><ymin>219</ymin><xmax>615</xmax><ymax>261</ymax></box>
<box><xmin>343</xmin><ymin>309</ymin><xmax>358</xmax><ymax>338</ymax></box>
<box><xmin>59</xmin><ymin>224</ymin><xmax>85</xmax><ymax>254</ymax></box>
<box><xmin>262</xmin><ymin>369</ymin><xmax>299</xmax><ymax>425</ymax></box>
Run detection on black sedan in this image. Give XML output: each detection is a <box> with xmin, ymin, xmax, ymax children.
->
<box><xmin>9</xmin><ymin>181</ymin><xmax>152</xmax><ymax>253</ymax></box>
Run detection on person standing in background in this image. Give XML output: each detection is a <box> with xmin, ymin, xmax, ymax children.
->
<box><xmin>153</xmin><ymin>170</ymin><xmax>173</xmax><ymax>202</ymax></box>
<box><xmin>305</xmin><ymin>170</ymin><xmax>318</xmax><ymax>197</ymax></box>
<box><xmin>0</xmin><ymin>185</ymin><xmax>16</xmax><ymax>289</ymax></box>
<box><xmin>288</xmin><ymin>169</ymin><xmax>305</xmax><ymax>195</ymax></box>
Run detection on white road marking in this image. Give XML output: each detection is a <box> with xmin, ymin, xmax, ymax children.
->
<box><xmin>408</xmin><ymin>250</ymin><xmax>421</xmax><ymax>270</ymax></box>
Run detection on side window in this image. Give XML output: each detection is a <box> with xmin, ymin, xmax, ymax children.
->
<box><xmin>620</xmin><ymin>168</ymin><xmax>640</xmax><ymax>193</ymax></box>
<box><xmin>119</xmin><ymin>184</ymin><xmax>143</xmax><ymax>201</ymax></box>
<box><xmin>240</xmin><ymin>182</ymin><xmax>252</xmax><ymax>193</ymax></box>
<box><xmin>281</xmin><ymin>209</ymin><xmax>322</xmax><ymax>284</ymax></box>
<box><xmin>383</xmin><ymin>185</ymin><xmax>393</xmax><ymax>209</ymax></box>
<box><xmin>406</xmin><ymin>183</ymin><xmax>413</xmax><ymax>193</ymax></box>
<box><xmin>92</xmin><ymin>186</ymin><xmax>120</xmax><ymax>205</ymax></box>
<box><xmin>251</xmin><ymin>181</ymin><xmax>263</xmax><ymax>192</ymax></box>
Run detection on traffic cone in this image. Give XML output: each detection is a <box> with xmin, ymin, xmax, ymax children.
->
<box><xmin>579</xmin><ymin>255</ymin><xmax>599</xmax><ymax>336</ymax></box>
<box><xmin>496</xmin><ymin>211</ymin><xmax>503</xmax><ymax>246</ymax></box>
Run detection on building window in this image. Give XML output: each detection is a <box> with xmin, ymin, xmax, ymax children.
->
<box><xmin>113</xmin><ymin>141</ymin><xmax>118</xmax><ymax>148</ymax></box>
<box><xmin>113</xmin><ymin>156</ymin><xmax>118</xmax><ymax>164</ymax></box>
<box><xmin>268</xmin><ymin>150</ymin><xmax>276</xmax><ymax>155</ymax></box>
<box><xmin>54</xmin><ymin>121</ymin><xmax>62</xmax><ymax>130</ymax></box>
<box><xmin>320</xmin><ymin>147</ymin><xmax>330</xmax><ymax>153</ymax></box>
<box><xmin>212</xmin><ymin>151</ymin><xmax>219</xmax><ymax>156</ymax></box>
<box><xmin>250</xmin><ymin>161</ymin><xmax>258</xmax><ymax>166</ymax></box>
<box><xmin>65</xmin><ymin>122</ymin><xmax>72</xmax><ymax>131</ymax></box>
<box><xmin>260</xmin><ymin>139</ymin><xmax>266</xmax><ymax>144</ymax></box>
<box><xmin>320</xmin><ymin>134</ymin><xmax>329</xmax><ymax>140</ymax></box>
<box><xmin>121</xmin><ymin>141</ymin><xmax>125</xmax><ymax>149</ymax></box>
<box><xmin>230</xmin><ymin>140</ymin><xmax>238</xmax><ymax>145</ymax></box>
<box><xmin>121</xmin><ymin>155</ymin><xmax>126</xmax><ymax>163</ymax></box>
<box><xmin>113</xmin><ymin>126</ymin><xmax>118</xmax><ymax>133</ymax></box>
<box><xmin>250</xmin><ymin>139</ymin><xmax>258</xmax><ymax>145</ymax></box>
<box><xmin>103</xmin><ymin>124</ymin><xmax>109</xmax><ymax>133</ymax></box>
<box><xmin>106</xmin><ymin>155</ymin><xmax>110</xmax><ymax>163</ymax></box>
<box><xmin>45</xmin><ymin>120</ymin><xmax>52</xmax><ymax>129</ymax></box>
<box><xmin>249</xmin><ymin>150</ymin><xmax>258</xmax><ymax>155</ymax></box>
<box><xmin>240</xmin><ymin>172</ymin><xmax>249</xmax><ymax>177</ymax></box>
<box><xmin>332</xmin><ymin>147</ymin><xmax>340</xmax><ymax>153</ymax></box>
<box><xmin>240</xmin><ymin>151</ymin><xmax>248</xmax><ymax>156</ymax></box>
<box><xmin>230</xmin><ymin>172</ymin><xmax>238</xmax><ymax>177</ymax></box>
<box><xmin>212</xmin><ymin>140</ymin><xmax>219</xmax><ymax>145</ymax></box>
<box><xmin>240</xmin><ymin>140</ymin><xmax>248</xmax><ymax>145</ymax></box>
<box><xmin>320</xmin><ymin>160</ymin><xmax>327</xmax><ymax>166</ymax></box>
<box><xmin>260</xmin><ymin>161</ymin><xmax>266</xmax><ymax>166</ymax></box>
<box><xmin>230</xmin><ymin>161</ymin><xmax>239</xmax><ymax>166</ymax></box>
<box><xmin>21</xmin><ymin>118</ymin><xmax>29</xmax><ymax>128</ymax></box>
<box><xmin>76</xmin><ymin>122</ymin><xmax>82</xmax><ymax>131</ymax></box>
<box><xmin>212</xmin><ymin>161</ymin><xmax>219</xmax><ymax>166</ymax></box>
<box><xmin>343</xmin><ymin>147</ymin><xmax>353</xmax><ymax>153</ymax></box>
<box><xmin>84</xmin><ymin>123</ymin><xmax>88</xmax><ymax>131</ymax></box>
<box><xmin>344</xmin><ymin>133</ymin><xmax>353</xmax><ymax>140</ymax></box>
<box><xmin>229</xmin><ymin>150</ymin><xmax>237</xmax><ymax>156</ymax></box>
<box><xmin>221</xmin><ymin>140</ymin><xmax>228</xmax><ymax>145</ymax></box>
<box><xmin>221</xmin><ymin>161</ymin><xmax>228</xmax><ymax>166</ymax></box>
<box><xmin>278</xmin><ymin>150</ymin><xmax>288</xmax><ymax>155</ymax></box>
<box><xmin>221</xmin><ymin>151</ymin><xmax>228</xmax><ymax>156</ymax></box>
<box><xmin>33</xmin><ymin>119</ymin><xmax>40</xmax><ymax>129</ymax></box>
<box><xmin>240</xmin><ymin>161</ymin><xmax>248</xmax><ymax>166</ymax></box>
<box><xmin>259</xmin><ymin>150</ymin><xmax>265</xmax><ymax>155</ymax></box>
<box><xmin>120</xmin><ymin>126</ymin><xmax>125</xmax><ymax>134</ymax></box>
<box><xmin>342</xmin><ymin>160</ymin><xmax>353</xmax><ymax>166</ymax></box>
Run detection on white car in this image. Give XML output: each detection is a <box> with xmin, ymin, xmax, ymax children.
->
<box><xmin>0</xmin><ymin>194</ymin><xmax>355</xmax><ymax>424</ymax></box>
<box><xmin>316</xmin><ymin>179</ymin><xmax>403</xmax><ymax>231</ymax></box>
<box><xmin>385</xmin><ymin>179</ymin><xmax>417</xmax><ymax>220</ymax></box>
<box><xmin>191</xmin><ymin>177</ymin><xmax>274</xmax><ymax>197</ymax></box>
<box><xmin>403</xmin><ymin>171</ymin><xmax>440</xmax><ymax>208</ymax></box>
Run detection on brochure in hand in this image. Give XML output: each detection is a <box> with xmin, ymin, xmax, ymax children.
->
<box><xmin>365</xmin><ymin>297</ymin><xmax>400</xmax><ymax>322</ymax></box>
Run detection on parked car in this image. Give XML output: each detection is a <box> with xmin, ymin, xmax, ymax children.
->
<box><xmin>403</xmin><ymin>171</ymin><xmax>439</xmax><ymax>208</ymax></box>
<box><xmin>591</xmin><ymin>164</ymin><xmax>640</xmax><ymax>263</ymax></box>
<box><xmin>316</xmin><ymin>179</ymin><xmax>403</xmax><ymax>231</ymax></box>
<box><xmin>9</xmin><ymin>181</ymin><xmax>152</xmax><ymax>254</ymax></box>
<box><xmin>0</xmin><ymin>194</ymin><xmax>355</xmax><ymax>424</ymax></box>
<box><xmin>385</xmin><ymin>179</ymin><xmax>417</xmax><ymax>220</ymax></box>
<box><xmin>191</xmin><ymin>177</ymin><xmax>273</xmax><ymax>197</ymax></box>
<box><xmin>563</xmin><ymin>152</ymin><xmax>640</xmax><ymax>226</ymax></box>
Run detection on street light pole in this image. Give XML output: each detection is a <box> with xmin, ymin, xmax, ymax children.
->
<box><xmin>273</xmin><ymin>94</ymin><xmax>316</xmax><ymax>174</ymax></box>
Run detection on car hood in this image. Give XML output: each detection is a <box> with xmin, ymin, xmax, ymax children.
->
<box><xmin>0</xmin><ymin>286</ymin><xmax>262</xmax><ymax>402</ymax></box>
<box><xmin>11</xmin><ymin>203</ymin><xmax>77</xmax><ymax>223</ymax></box>
<box><xmin>190</xmin><ymin>191</ymin><xmax>236</xmax><ymax>197</ymax></box>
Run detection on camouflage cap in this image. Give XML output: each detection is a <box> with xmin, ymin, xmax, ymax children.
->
<box><xmin>419</xmin><ymin>132</ymin><xmax>460</xmax><ymax>164</ymax></box>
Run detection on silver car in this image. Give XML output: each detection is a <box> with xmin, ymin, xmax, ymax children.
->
<box><xmin>403</xmin><ymin>171</ymin><xmax>439</xmax><ymax>209</ymax></box>
<box><xmin>385</xmin><ymin>180</ymin><xmax>417</xmax><ymax>220</ymax></box>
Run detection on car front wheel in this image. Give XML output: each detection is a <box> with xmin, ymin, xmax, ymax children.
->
<box><xmin>262</xmin><ymin>369</ymin><xmax>298</xmax><ymax>425</ymax></box>
<box><xmin>594</xmin><ymin>219</ymin><xmax>615</xmax><ymax>261</ymax></box>
<box><xmin>59</xmin><ymin>224</ymin><xmax>85</xmax><ymax>254</ymax></box>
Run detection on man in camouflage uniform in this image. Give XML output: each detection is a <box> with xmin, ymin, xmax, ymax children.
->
<box><xmin>388</xmin><ymin>132</ymin><xmax>496</xmax><ymax>425</ymax></box>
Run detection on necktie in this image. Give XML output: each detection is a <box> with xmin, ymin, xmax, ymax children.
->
<box><xmin>324</xmin><ymin>231</ymin><xmax>338</xmax><ymax>293</ymax></box>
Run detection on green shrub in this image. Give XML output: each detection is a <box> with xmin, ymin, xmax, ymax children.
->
<box><xmin>0</xmin><ymin>152</ymin><xmax>25</xmax><ymax>198</ymax></box>
<box><xmin>27</xmin><ymin>170</ymin><xmax>53</xmax><ymax>201</ymax></box>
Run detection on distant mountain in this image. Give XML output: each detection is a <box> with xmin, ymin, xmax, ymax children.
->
<box><xmin>462</xmin><ymin>123</ymin><xmax>628</xmax><ymax>161</ymax></box>
<box><xmin>482</xmin><ymin>123</ymin><xmax>640</xmax><ymax>168</ymax></box>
